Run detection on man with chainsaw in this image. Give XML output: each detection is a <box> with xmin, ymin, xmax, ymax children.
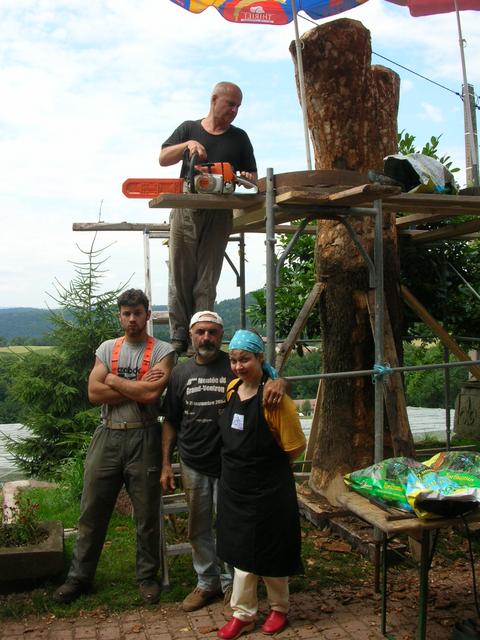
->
<box><xmin>159</xmin><ymin>81</ymin><xmax>257</xmax><ymax>355</ymax></box>
<box><xmin>53</xmin><ymin>289</ymin><xmax>175</xmax><ymax>606</ymax></box>
<box><xmin>160</xmin><ymin>310</ymin><xmax>287</xmax><ymax>615</ymax></box>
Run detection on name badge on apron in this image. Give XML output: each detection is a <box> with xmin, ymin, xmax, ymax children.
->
<box><xmin>231</xmin><ymin>413</ymin><xmax>245</xmax><ymax>431</ymax></box>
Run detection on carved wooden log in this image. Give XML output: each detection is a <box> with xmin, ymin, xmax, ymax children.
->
<box><xmin>290</xmin><ymin>19</ymin><xmax>412</xmax><ymax>503</ymax></box>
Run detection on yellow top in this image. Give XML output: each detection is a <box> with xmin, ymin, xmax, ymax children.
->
<box><xmin>226</xmin><ymin>379</ymin><xmax>306</xmax><ymax>453</ymax></box>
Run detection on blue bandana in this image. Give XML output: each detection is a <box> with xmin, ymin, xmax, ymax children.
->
<box><xmin>228</xmin><ymin>330</ymin><xmax>278</xmax><ymax>380</ymax></box>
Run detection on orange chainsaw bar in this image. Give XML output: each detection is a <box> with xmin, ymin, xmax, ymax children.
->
<box><xmin>122</xmin><ymin>178</ymin><xmax>184</xmax><ymax>198</ymax></box>
<box><xmin>122</xmin><ymin>162</ymin><xmax>237</xmax><ymax>198</ymax></box>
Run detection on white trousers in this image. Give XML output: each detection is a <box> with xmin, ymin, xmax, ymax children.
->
<box><xmin>231</xmin><ymin>567</ymin><xmax>289</xmax><ymax>621</ymax></box>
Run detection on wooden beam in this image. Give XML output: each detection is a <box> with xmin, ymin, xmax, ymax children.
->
<box><xmin>383</xmin><ymin>193</ymin><xmax>480</xmax><ymax>214</ymax></box>
<box><xmin>303</xmin><ymin>378</ymin><xmax>323</xmax><ymax>473</ymax></box>
<box><xmin>148</xmin><ymin>192</ymin><xmax>264</xmax><ymax>210</ymax></box>
<box><xmin>73</xmin><ymin>222</ymin><xmax>170</xmax><ymax>232</ymax></box>
<box><xmin>275</xmin><ymin>183</ymin><xmax>400</xmax><ymax>207</ymax></box>
<box><xmin>395</xmin><ymin>211</ymin><xmax>473</xmax><ymax>229</ymax></box>
<box><xmin>401</xmin><ymin>285</ymin><xmax>480</xmax><ymax>380</ymax></box>
<box><xmin>409</xmin><ymin>218</ymin><xmax>480</xmax><ymax>243</ymax></box>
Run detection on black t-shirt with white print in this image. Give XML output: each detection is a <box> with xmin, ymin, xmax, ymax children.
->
<box><xmin>163</xmin><ymin>351</ymin><xmax>234</xmax><ymax>477</ymax></box>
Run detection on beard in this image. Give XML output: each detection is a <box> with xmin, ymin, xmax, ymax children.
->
<box><xmin>197</xmin><ymin>343</ymin><xmax>219</xmax><ymax>358</ymax></box>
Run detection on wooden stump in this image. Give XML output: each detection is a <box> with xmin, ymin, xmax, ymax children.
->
<box><xmin>290</xmin><ymin>19</ymin><xmax>412</xmax><ymax>503</ymax></box>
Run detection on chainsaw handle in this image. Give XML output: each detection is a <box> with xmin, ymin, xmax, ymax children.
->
<box><xmin>187</xmin><ymin>151</ymin><xmax>200</xmax><ymax>194</ymax></box>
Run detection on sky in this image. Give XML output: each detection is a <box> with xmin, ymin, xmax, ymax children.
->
<box><xmin>1</xmin><ymin>0</ymin><xmax>479</xmax><ymax>311</ymax></box>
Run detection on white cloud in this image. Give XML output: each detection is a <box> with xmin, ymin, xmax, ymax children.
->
<box><xmin>418</xmin><ymin>101</ymin><xmax>445</xmax><ymax>123</ymax></box>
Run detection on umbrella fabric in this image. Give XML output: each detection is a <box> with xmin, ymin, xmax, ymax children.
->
<box><xmin>386</xmin><ymin>0</ymin><xmax>480</xmax><ymax>17</ymax></box>
<box><xmin>168</xmin><ymin>0</ymin><xmax>479</xmax><ymax>24</ymax></box>
<box><xmin>168</xmin><ymin>0</ymin><xmax>365</xmax><ymax>25</ymax></box>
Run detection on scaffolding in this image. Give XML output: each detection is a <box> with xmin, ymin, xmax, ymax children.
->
<box><xmin>74</xmin><ymin>171</ymin><xmax>480</xmax><ymax>465</ymax></box>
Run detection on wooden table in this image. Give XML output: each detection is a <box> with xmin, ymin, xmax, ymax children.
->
<box><xmin>337</xmin><ymin>490</ymin><xmax>480</xmax><ymax>640</ymax></box>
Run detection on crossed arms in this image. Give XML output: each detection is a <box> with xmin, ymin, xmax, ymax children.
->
<box><xmin>88</xmin><ymin>353</ymin><xmax>176</xmax><ymax>406</ymax></box>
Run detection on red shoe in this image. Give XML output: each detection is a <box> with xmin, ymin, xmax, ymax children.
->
<box><xmin>261</xmin><ymin>610</ymin><xmax>287</xmax><ymax>635</ymax></box>
<box><xmin>218</xmin><ymin>616</ymin><xmax>255</xmax><ymax>639</ymax></box>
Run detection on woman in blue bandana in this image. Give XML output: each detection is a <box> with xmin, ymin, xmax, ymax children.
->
<box><xmin>217</xmin><ymin>330</ymin><xmax>306</xmax><ymax>640</ymax></box>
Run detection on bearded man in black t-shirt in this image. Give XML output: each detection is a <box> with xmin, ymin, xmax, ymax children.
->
<box><xmin>161</xmin><ymin>311</ymin><xmax>287</xmax><ymax>616</ymax></box>
<box><xmin>159</xmin><ymin>82</ymin><xmax>257</xmax><ymax>356</ymax></box>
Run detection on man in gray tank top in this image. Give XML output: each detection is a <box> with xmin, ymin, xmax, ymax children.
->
<box><xmin>53</xmin><ymin>289</ymin><xmax>175</xmax><ymax>606</ymax></box>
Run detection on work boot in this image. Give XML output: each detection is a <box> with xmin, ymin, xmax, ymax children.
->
<box><xmin>139</xmin><ymin>579</ymin><xmax>161</xmax><ymax>604</ymax></box>
<box><xmin>52</xmin><ymin>579</ymin><xmax>91</xmax><ymax>604</ymax></box>
<box><xmin>182</xmin><ymin>586</ymin><xmax>220</xmax><ymax>612</ymax></box>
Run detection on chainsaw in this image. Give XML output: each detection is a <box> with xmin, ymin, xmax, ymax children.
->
<box><xmin>122</xmin><ymin>152</ymin><xmax>256</xmax><ymax>199</ymax></box>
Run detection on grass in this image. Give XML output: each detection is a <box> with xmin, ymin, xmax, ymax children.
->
<box><xmin>0</xmin><ymin>346</ymin><xmax>53</xmax><ymax>356</ymax></box>
<box><xmin>0</xmin><ymin>485</ymin><xmax>374</xmax><ymax>620</ymax></box>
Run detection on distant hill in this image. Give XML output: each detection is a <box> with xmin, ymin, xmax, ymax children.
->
<box><xmin>0</xmin><ymin>293</ymin><xmax>261</xmax><ymax>343</ymax></box>
<box><xmin>0</xmin><ymin>308</ymin><xmax>54</xmax><ymax>342</ymax></box>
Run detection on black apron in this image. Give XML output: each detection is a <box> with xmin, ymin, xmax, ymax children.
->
<box><xmin>216</xmin><ymin>380</ymin><xmax>303</xmax><ymax>577</ymax></box>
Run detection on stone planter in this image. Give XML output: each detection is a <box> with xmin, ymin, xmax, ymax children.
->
<box><xmin>0</xmin><ymin>521</ymin><xmax>64</xmax><ymax>584</ymax></box>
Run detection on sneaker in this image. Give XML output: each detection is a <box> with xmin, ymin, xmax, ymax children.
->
<box><xmin>182</xmin><ymin>586</ymin><xmax>220</xmax><ymax>612</ymax></box>
<box><xmin>52</xmin><ymin>579</ymin><xmax>91</xmax><ymax>604</ymax></box>
<box><xmin>218</xmin><ymin>617</ymin><xmax>255</xmax><ymax>639</ymax></box>
<box><xmin>171</xmin><ymin>339</ymin><xmax>188</xmax><ymax>355</ymax></box>
<box><xmin>223</xmin><ymin>585</ymin><xmax>233</xmax><ymax>619</ymax></box>
<box><xmin>139</xmin><ymin>579</ymin><xmax>161</xmax><ymax>604</ymax></box>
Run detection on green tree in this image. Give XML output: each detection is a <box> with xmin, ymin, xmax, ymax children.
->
<box><xmin>403</xmin><ymin>341</ymin><xmax>468</xmax><ymax>408</ymax></box>
<box><xmin>0</xmin><ymin>355</ymin><xmax>22</xmax><ymax>423</ymax></box>
<box><xmin>3</xmin><ymin>238</ymin><xmax>128</xmax><ymax>479</ymax></box>
<box><xmin>301</xmin><ymin>399</ymin><xmax>312</xmax><ymax>416</ymax></box>
<box><xmin>247</xmin><ymin>232</ymin><xmax>318</xmax><ymax>339</ymax></box>
<box><xmin>281</xmin><ymin>350</ymin><xmax>322</xmax><ymax>399</ymax></box>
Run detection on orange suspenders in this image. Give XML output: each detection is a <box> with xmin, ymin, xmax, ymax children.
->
<box><xmin>111</xmin><ymin>335</ymin><xmax>155</xmax><ymax>379</ymax></box>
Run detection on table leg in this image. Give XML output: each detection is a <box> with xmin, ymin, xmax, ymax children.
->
<box><xmin>381</xmin><ymin>532</ymin><xmax>388</xmax><ymax>636</ymax></box>
<box><xmin>417</xmin><ymin>529</ymin><xmax>430</xmax><ymax>640</ymax></box>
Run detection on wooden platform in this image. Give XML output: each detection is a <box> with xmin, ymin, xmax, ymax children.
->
<box><xmin>147</xmin><ymin>172</ymin><xmax>480</xmax><ymax>241</ymax></box>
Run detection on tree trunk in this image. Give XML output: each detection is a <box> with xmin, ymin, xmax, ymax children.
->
<box><xmin>290</xmin><ymin>19</ymin><xmax>412</xmax><ymax>504</ymax></box>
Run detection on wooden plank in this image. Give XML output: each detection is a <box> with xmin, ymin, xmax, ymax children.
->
<box><xmin>275</xmin><ymin>184</ymin><xmax>400</xmax><ymax>207</ymax></box>
<box><xmin>365</xmin><ymin>292</ymin><xmax>415</xmax><ymax>458</ymax></box>
<box><xmin>275</xmin><ymin>282</ymin><xmax>324</xmax><ymax>372</ymax></box>
<box><xmin>383</xmin><ymin>193</ymin><xmax>480</xmax><ymax>214</ymax></box>
<box><xmin>410</xmin><ymin>218</ymin><xmax>480</xmax><ymax>243</ymax></box>
<box><xmin>401</xmin><ymin>285</ymin><xmax>480</xmax><ymax>380</ymax></box>
<box><xmin>257</xmin><ymin>169</ymin><xmax>369</xmax><ymax>192</ymax></box>
<box><xmin>337</xmin><ymin>490</ymin><xmax>480</xmax><ymax>535</ymax></box>
<box><xmin>395</xmin><ymin>211</ymin><xmax>472</xmax><ymax>229</ymax></box>
<box><xmin>73</xmin><ymin>222</ymin><xmax>171</xmax><ymax>232</ymax></box>
<box><xmin>148</xmin><ymin>192</ymin><xmax>264</xmax><ymax>210</ymax></box>
<box><xmin>303</xmin><ymin>379</ymin><xmax>323</xmax><ymax>473</ymax></box>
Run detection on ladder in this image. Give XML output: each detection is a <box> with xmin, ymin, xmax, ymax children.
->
<box><xmin>159</xmin><ymin>462</ymin><xmax>191</xmax><ymax>589</ymax></box>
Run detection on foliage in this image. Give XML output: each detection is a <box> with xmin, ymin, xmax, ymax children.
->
<box><xmin>0</xmin><ymin>355</ymin><xmax>22</xmax><ymax>423</ymax></box>
<box><xmin>301</xmin><ymin>399</ymin><xmax>312</xmax><ymax>416</ymax></box>
<box><xmin>248</xmin><ymin>232</ymin><xmax>319</xmax><ymax>339</ymax></box>
<box><xmin>282</xmin><ymin>350</ymin><xmax>322</xmax><ymax>399</ymax></box>
<box><xmin>58</xmin><ymin>436</ymin><xmax>91</xmax><ymax>502</ymax></box>
<box><xmin>403</xmin><ymin>341</ymin><xmax>468</xmax><ymax>408</ymax></box>
<box><xmin>397</xmin><ymin>131</ymin><xmax>460</xmax><ymax>181</ymax></box>
<box><xmin>0</xmin><ymin>493</ymin><xmax>44</xmax><ymax>548</ymax></box>
<box><xmin>2</xmin><ymin>237</ymin><xmax>127</xmax><ymax>479</ymax></box>
<box><xmin>397</xmin><ymin>132</ymin><xmax>480</xmax><ymax>340</ymax></box>
<box><xmin>47</xmin><ymin>238</ymin><xmax>128</xmax><ymax>381</ymax></box>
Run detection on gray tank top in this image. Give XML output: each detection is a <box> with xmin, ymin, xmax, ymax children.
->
<box><xmin>96</xmin><ymin>337</ymin><xmax>173</xmax><ymax>424</ymax></box>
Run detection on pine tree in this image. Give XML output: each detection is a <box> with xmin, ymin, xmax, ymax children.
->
<box><xmin>4</xmin><ymin>237</ymin><xmax>129</xmax><ymax>478</ymax></box>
